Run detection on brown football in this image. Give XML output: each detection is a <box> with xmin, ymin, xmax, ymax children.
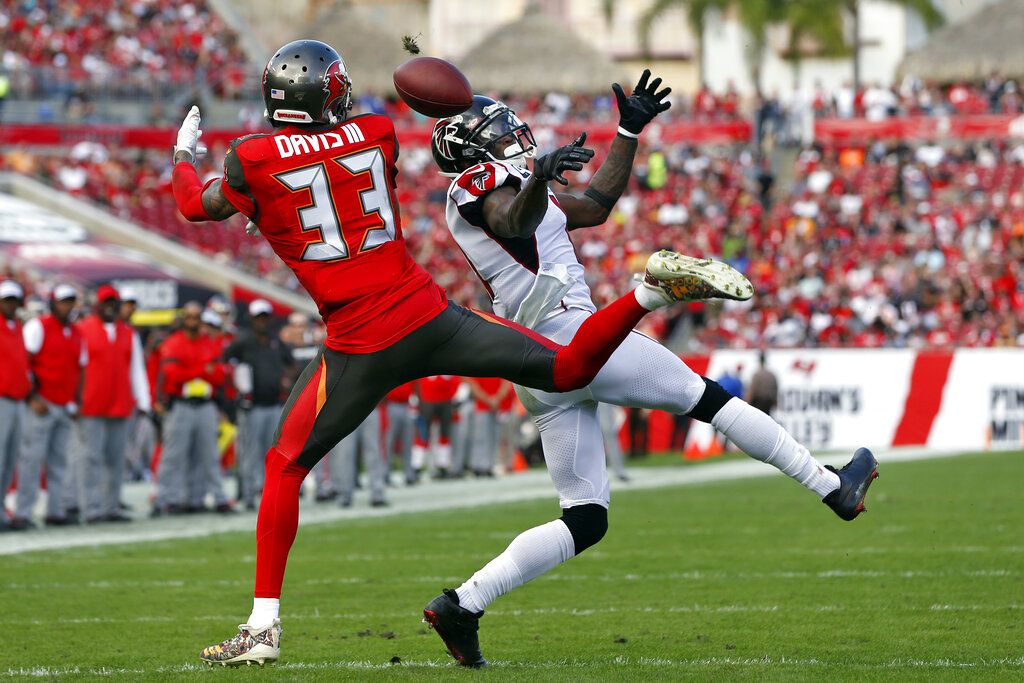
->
<box><xmin>393</xmin><ymin>57</ymin><xmax>473</xmax><ymax>118</ymax></box>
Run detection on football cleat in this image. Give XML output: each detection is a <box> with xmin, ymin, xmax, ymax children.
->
<box><xmin>822</xmin><ymin>447</ymin><xmax>879</xmax><ymax>521</ymax></box>
<box><xmin>200</xmin><ymin>619</ymin><xmax>281</xmax><ymax>667</ymax></box>
<box><xmin>423</xmin><ymin>589</ymin><xmax>487</xmax><ymax>668</ymax></box>
<box><xmin>643</xmin><ymin>250</ymin><xmax>754</xmax><ymax>304</ymax></box>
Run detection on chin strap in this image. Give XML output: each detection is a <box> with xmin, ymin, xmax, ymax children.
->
<box><xmin>486</xmin><ymin>151</ymin><xmax>532</xmax><ymax>173</ymax></box>
<box><xmin>172</xmin><ymin>162</ymin><xmax>216</xmax><ymax>221</ymax></box>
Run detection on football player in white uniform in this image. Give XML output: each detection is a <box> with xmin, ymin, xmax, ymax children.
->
<box><xmin>423</xmin><ymin>71</ymin><xmax>879</xmax><ymax>667</ymax></box>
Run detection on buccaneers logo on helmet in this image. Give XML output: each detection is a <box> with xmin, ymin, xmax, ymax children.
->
<box><xmin>322</xmin><ymin>60</ymin><xmax>351</xmax><ymax>118</ymax></box>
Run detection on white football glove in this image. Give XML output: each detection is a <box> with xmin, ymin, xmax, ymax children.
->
<box><xmin>174</xmin><ymin>105</ymin><xmax>207</xmax><ymax>162</ymax></box>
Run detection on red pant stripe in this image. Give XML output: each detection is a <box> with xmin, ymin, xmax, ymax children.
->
<box><xmin>275</xmin><ymin>359</ymin><xmax>325</xmax><ymax>462</ymax></box>
<box><xmin>470</xmin><ymin>308</ymin><xmax>559</xmax><ymax>350</ymax></box>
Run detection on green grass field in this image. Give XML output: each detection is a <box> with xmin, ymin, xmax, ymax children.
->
<box><xmin>2</xmin><ymin>451</ymin><xmax>1022</xmax><ymax>681</ymax></box>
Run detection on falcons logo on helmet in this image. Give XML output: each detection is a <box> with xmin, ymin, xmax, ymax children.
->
<box><xmin>322</xmin><ymin>60</ymin><xmax>350</xmax><ymax>117</ymax></box>
<box><xmin>432</xmin><ymin>118</ymin><xmax>462</xmax><ymax>162</ymax></box>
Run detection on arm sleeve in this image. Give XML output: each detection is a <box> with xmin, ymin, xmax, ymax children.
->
<box><xmin>448</xmin><ymin>162</ymin><xmax>525</xmax><ymax>229</ymax></box>
<box><xmin>160</xmin><ymin>355</ymin><xmax>202</xmax><ymax>385</ymax></box>
<box><xmin>22</xmin><ymin>318</ymin><xmax>43</xmax><ymax>354</ymax></box>
<box><xmin>233</xmin><ymin>363</ymin><xmax>254</xmax><ymax>395</ymax></box>
<box><xmin>130</xmin><ymin>331</ymin><xmax>152</xmax><ymax>412</ymax></box>
<box><xmin>172</xmin><ymin>162</ymin><xmax>218</xmax><ymax>221</ymax></box>
<box><xmin>202</xmin><ymin>359</ymin><xmax>228</xmax><ymax>387</ymax></box>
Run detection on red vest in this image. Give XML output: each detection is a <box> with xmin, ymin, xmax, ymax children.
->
<box><xmin>79</xmin><ymin>316</ymin><xmax>135</xmax><ymax>418</ymax></box>
<box><xmin>0</xmin><ymin>317</ymin><xmax>30</xmax><ymax>401</ymax></box>
<box><xmin>30</xmin><ymin>315</ymin><xmax>83</xmax><ymax>405</ymax></box>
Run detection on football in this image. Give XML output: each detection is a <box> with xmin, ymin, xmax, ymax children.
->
<box><xmin>393</xmin><ymin>57</ymin><xmax>473</xmax><ymax>118</ymax></box>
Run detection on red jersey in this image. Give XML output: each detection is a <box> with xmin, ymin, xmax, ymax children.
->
<box><xmin>472</xmin><ymin>377</ymin><xmax>508</xmax><ymax>411</ymax></box>
<box><xmin>157</xmin><ymin>330</ymin><xmax>227</xmax><ymax>401</ymax></box>
<box><xmin>218</xmin><ymin>114</ymin><xmax>447</xmax><ymax>353</ymax></box>
<box><xmin>417</xmin><ymin>375</ymin><xmax>460</xmax><ymax>403</ymax></box>
<box><xmin>0</xmin><ymin>317</ymin><xmax>30</xmax><ymax>401</ymax></box>
<box><xmin>386</xmin><ymin>381</ymin><xmax>415</xmax><ymax>403</ymax></box>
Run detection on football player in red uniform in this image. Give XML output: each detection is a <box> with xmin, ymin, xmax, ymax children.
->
<box><xmin>172</xmin><ymin>39</ymin><xmax>751</xmax><ymax>667</ymax></box>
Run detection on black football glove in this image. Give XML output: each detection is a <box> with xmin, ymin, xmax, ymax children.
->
<box><xmin>532</xmin><ymin>132</ymin><xmax>595</xmax><ymax>186</ymax></box>
<box><xmin>612</xmin><ymin>69</ymin><xmax>672</xmax><ymax>136</ymax></box>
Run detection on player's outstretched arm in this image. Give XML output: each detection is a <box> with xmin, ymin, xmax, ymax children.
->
<box><xmin>557</xmin><ymin>69</ymin><xmax>671</xmax><ymax>230</ymax></box>
<box><xmin>170</xmin><ymin>105</ymin><xmax>238</xmax><ymax>222</ymax></box>
<box><xmin>483</xmin><ymin>133</ymin><xmax>594</xmax><ymax>239</ymax></box>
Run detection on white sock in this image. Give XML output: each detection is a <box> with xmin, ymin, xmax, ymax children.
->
<box><xmin>411</xmin><ymin>444</ymin><xmax>427</xmax><ymax>470</ymax></box>
<box><xmin>455</xmin><ymin>519</ymin><xmax>575</xmax><ymax>613</ymax></box>
<box><xmin>435</xmin><ymin>443</ymin><xmax>453</xmax><ymax>469</ymax></box>
<box><xmin>711</xmin><ymin>398</ymin><xmax>840</xmax><ymax>498</ymax></box>
<box><xmin>634</xmin><ymin>283</ymin><xmax>671</xmax><ymax>311</ymax></box>
<box><xmin>247</xmin><ymin>598</ymin><xmax>280</xmax><ymax>629</ymax></box>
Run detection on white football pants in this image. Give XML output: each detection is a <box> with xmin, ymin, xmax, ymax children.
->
<box><xmin>517</xmin><ymin>309</ymin><xmax>706</xmax><ymax>509</ymax></box>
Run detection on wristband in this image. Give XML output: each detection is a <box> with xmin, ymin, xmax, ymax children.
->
<box><xmin>616</xmin><ymin>126</ymin><xmax>639</xmax><ymax>139</ymax></box>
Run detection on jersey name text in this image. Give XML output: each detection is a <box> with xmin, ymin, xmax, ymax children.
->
<box><xmin>274</xmin><ymin>122</ymin><xmax>365</xmax><ymax>159</ymax></box>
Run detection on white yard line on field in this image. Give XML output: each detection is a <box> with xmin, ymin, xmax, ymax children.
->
<box><xmin>4</xmin><ymin>655</ymin><xmax>1023</xmax><ymax>677</ymax></box>
<box><xmin>1</xmin><ymin>602</ymin><xmax>1022</xmax><ymax>628</ymax></box>
<box><xmin>2</xmin><ymin>567</ymin><xmax>1019</xmax><ymax>593</ymax></box>
<box><xmin>0</xmin><ymin>447</ymin><xmax>976</xmax><ymax>556</ymax></box>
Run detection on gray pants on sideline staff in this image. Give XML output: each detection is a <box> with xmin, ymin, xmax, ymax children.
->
<box><xmin>330</xmin><ymin>407</ymin><xmax>385</xmax><ymax>506</ymax></box>
<box><xmin>15</xmin><ymin>399</ymin><xmax>71</xmax><ymax>520</ymax></box>
<box><xmin>469</xmin><ymin>410</ymin><xmax>499</xmax><ymax>475</ymax></box>
<box><xmin>312</xmin><ymin>454</ymin><xmax>336</xmax><ymax>498</ymax></box>
<box><xmin>384</xmin><ymin>402</ymin><xmax>415</xmax><ymax>484</ymax></box>
<box><xmin>598</xmin><ymin>402</ymin><xmax>628</xmax><ymax>481</ymax></box>
<box><xmin>451</xmin><ymin>401</ymin><xmax>473</xmax><ymax>477</ymax></box>
<box><xmin>78</xmin><ymin>416</ymin><xmax>130</xmax><ymax>520</ymax></box>
<box><xmin>0</xmin><ymin>398</ymin><xmax>24</xmax><ymax>515</ymax></box>
<box><xmin>157</xmin><ymin>401</ymin><xmax>224</xmax><ymax>509</ymax></box>
<box><xmin>237</xmin><ymin>404</ymin><xmax>280</xmax><ymax>507</ymax></box>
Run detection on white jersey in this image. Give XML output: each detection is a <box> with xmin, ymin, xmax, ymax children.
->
<box><xmin>445</xmin><ymin>160</ymin><xmax>595</xmax><ymax>324</ymax></box>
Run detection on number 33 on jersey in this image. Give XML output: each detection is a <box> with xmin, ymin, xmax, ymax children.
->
<box><xmin>219</xmin><ymin>114</ymin><xmax>446</xmax><ymax>354</ymax></box>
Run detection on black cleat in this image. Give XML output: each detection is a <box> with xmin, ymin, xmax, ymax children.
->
<box><xmin>44</xmin><ymin>516</ymin><xmax>77</xmax><ymax>527</ymax></box>
<box><xmin>823</xmin><ymin>447</ymin><xmax>879</xmax><ymax>521</ymax></box>
<box><xmin>423</xmin><ymin>589</ymin><xmax>487</xmax><ymax>668</ymax></box>
<box><xmin>7</xmin><ymin>517</ymin><xmax>34</xmax><ymax>531</ymax></box>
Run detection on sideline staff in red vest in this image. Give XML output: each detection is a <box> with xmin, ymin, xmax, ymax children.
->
<box><xmin>76</xmin><ymin>284</ymin><xmax>152</xmax><ymax>523</ymax></box>
<box><xmin>0</xmin><ymin>280</ymin><xmax>30</xmax><ymax>531</ymax></box>
<box><xmin>11</xmin><ymin>284</ymin><xmax>84</xmax><ymax>530</ymax></box>
<box><xmin>153</xmin><ymin>301</ymin><xmax>231</xmax><ymax>515</ymax></box>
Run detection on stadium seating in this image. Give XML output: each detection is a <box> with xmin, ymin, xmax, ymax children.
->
<box><xmin>5</xmin><ymin>132</ymin><xmax>1021</xmax><ymax>350</ymax></box>
<box><xmin>0</xmin><ymin>0</ymin><xmax>250</xmax><ymax>98</ymax></box>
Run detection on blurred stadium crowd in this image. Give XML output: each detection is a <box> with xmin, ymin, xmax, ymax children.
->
<box><xmin>4</xmin><ymin>131</ymin><xmax>1022</xmax><ymax>350</ymax></box>
<box><xmin>2</xmin><ymin>2</ymin><xmax>1021</xmax><ymax>350</ymax></box>
<box><xmin>0</xmin><ymin>0</ymin><xmax>249</xmax><ymax>100</ymax></box>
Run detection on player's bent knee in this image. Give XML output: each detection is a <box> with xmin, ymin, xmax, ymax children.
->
<box><xmin>561</xmin><ymin>503</ymin><xmax>608</xmax><ymax>555</ymax></box>
<box><xmin>266</xmin><ymin>446</ymin><xmax>312</xmax><ymax>477</ymax></box>
<box><xmin>686</xmin><ymin>377</ymin><xmax>733</xmax><ymax>424</ymax></box>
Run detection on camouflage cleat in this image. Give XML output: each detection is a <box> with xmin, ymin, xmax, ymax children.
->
<box><xmin>200</xmin><ymin>619</ymin><xmax>281</xmax><ymax>667</ymax></box>
<box><xmin>643</xmin><ymin>249</ymin><xmax>755</xmax><ymax>304</ymax></box>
